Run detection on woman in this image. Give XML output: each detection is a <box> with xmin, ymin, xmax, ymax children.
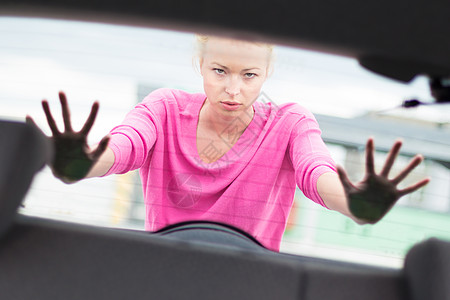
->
<box><xmin>27</xmin><ymin>35</ymin><xmax>429</xmax><ymax>251</ymax></box>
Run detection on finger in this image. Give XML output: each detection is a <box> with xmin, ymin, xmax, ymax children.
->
<box><xmin>365</xmin><ymin>137</ymin><xmax>375</xmax><ymax>175</ymax></box>
<box><xmin>59</xmin><ymin>91</ymin><xmax>73</xmax><ymax>132</ymax></box>
<box><xmin>398</xmin><ymin>177</ymin><xmax>430</xmax><ymax>197</ymax></box>
<box><xmin>336</xmin><ymin>165</ymin><xmax>355</xmax><ymax>192</ymax></box>
<box><xmin>392</xmin><ymin>154</ymin><xmax>424</xmax><ymax>185</ymax></box>
<box><xmin>80</xmin><ymin>101</ymin><xmax>99</xmax><ymax>135</ymax></box>
<box><xmin>42</xmin><ymin>100</ymin><xmax>60</xmax><ymax>136</ymax></box>
<box><xmin>380</xmin><ymin>139</ymin><xmax>402</xmax><ymax>177</ymax></box>
<box><xmin>91</xmin><ymin>135</ymin><xmax>110</xmax><ymax>161</ymax></box>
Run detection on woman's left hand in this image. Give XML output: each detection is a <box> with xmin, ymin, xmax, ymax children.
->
<box><xmin>336</xmin><ymin>138</ymin><xmax>430</xmax><ymax>224</ymax></box>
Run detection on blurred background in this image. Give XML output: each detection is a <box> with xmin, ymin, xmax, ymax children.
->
<box><xmin>1</xmin><ymin>16</ymin><xmax>449</xmax><ymax>268</ymax></box>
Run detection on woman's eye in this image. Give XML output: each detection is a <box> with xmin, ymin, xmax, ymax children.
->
<box><xmin>244</xmin><ymin>73</ymin><xmax>257</xmax><ymax>78</ymax></box>
<box><xmin>214</xmin><ymin>68</ymin><xmax>225</xmax><ymax>75</ymax></box>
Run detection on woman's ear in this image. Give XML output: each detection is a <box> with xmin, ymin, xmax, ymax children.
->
<box><xmin>199</xmin><ymin>58</ymin><xmax>204</xmax><ymax>76</ymax></box>
<box><xmin>266</xmin><ymin>62</ymin><xmax>274</xmax><ymax>79</ymax></box>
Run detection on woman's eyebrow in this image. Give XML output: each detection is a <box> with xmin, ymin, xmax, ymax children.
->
<box><xmin>211</xmin><ymin>62</ymin><xmax>228</xmax><ymax>70</ymax></box>
<box><xmin>211</xmin><ymin>62</ymin><xmax>261</xmax><ymax>72</ymax></box>
<box><xmin>242</xmin><ymin>67</ymin><xmax>261</xmax><ymax>72</ymax></box>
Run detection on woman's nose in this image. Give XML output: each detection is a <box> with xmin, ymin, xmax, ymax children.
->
<box><xmin>225</xmin><ymin>76</ymin><xmax>241</xmax><ymax>96</ymax></box>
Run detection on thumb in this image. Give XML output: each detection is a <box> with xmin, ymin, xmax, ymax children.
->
<box><xmin>91</xmin><ymin>134</ymin><xmax>111</xmax><ymax>161</ymax></box>
<box><xmin>336</xmin><ymin>165</ymin><xmax>354</xmax><ymax>192</ymax></box>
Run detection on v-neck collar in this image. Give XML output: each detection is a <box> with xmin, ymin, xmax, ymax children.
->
<box><xmin>188</xmin><ymin>96</ymin><xmax>261</xmax><ymax>166</ymax></box>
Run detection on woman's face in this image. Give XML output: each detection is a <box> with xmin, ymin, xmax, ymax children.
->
<box><xmin>199</xmin><ymin>37</ymin><xmax>271</xmax><ymax>120</ymax></box>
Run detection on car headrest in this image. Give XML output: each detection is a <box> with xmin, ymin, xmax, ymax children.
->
<box><xmin>404</xmin><ymin>238</ymin><xmax>450</xmax><ymax>300</ymax></box>
<box><xmin>0</xmin><ymin>120</ymin><xmax>52</xmax><ymax>239</ymax></box>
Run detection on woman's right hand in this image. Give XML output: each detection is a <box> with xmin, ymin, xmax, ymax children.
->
<box><xmin>26</xmin><ymin>92</ymin><xmax>110</xmax><ymax>184</ymax></box>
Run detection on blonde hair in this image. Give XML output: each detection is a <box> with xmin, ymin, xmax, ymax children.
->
<box><xmin>193</xmin><ymin>34</ymin><xmax>275</xmax><ymax>75</ymax></box>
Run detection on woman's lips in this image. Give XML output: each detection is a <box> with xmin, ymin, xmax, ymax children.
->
<box><xmin>220</xmin><ymin>101</ymin><xmax>242</xmax><ymax>111</ymax></box>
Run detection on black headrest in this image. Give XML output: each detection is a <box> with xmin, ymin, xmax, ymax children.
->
<box><xmin>0</xmin><ymin>120</ymin><xmax>52</xmax><ymax>238</ymax></box>
<box><xmin>404</xmin><ymin>238</ymin><xmax>450</xmax><ymax>300</ymax></box>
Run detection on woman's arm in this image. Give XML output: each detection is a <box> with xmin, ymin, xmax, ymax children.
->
<box><xmin>317</xmin><ymin>138</ymin><xmax>430</xmax><ymax>224</ymax></box>
<box><xmin>85</xmin><ymin>146</ymin><xmax>115</xmax><ymax>178</ymax></box>
<box><xmin>317</xmin><ymin>172</ymin><xmax>362</xmax><ymax>222</ymax></box>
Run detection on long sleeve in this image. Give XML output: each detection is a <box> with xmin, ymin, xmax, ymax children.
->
<box><xmin>104</xmin><ymin>99</ymin><xmax>161</xmax><ymax>175</ymax></box>
<box><xmin>288</xmin><ymin>108</ymin><xmax>336</xmax><ymax>207</ymax></box>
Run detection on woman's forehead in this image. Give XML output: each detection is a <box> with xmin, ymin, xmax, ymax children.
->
<box><xmin>202</xmin><ymin>37</ymin><xmax>271</xmax><ymax>67</ymax></box>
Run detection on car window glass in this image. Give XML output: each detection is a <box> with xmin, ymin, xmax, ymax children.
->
<box><xmin>1</xmin><ymin>16</ymin><xmax>449</xmax><ymax>268</ymax></box>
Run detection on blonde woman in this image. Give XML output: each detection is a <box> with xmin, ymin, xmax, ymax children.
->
<box><xmin>27</xmin><ymin>35</ymin><xmax>429</xmax><ymax>251</ymax></box>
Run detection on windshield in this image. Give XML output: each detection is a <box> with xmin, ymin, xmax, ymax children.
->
<box><xmin>1</xmin><ymin>16</ymin><xmax>449</xmax><ymax>268</ymax></box>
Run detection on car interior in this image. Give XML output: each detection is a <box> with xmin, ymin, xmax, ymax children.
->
<box><xmin>1</xmin><ymin>0</ymin><xmax>449</xmax><ymax>299</ymax></box>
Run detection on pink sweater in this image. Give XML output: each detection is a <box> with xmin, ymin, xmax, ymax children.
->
<box><xmin>105</xmin><ymin>88</ymin><xmax>336</xmax><ymax>251</ymax></box>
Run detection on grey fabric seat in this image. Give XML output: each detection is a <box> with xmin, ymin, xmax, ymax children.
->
<box><xmin>404</xmin><ymin>238</ymin><xmax>450</xmax><ymax>300</ymax></box>
<box><xmin>155</xmin><ymin>220</ymin><xmax>268</xmax><ymax>252</ymax></box>
<box><xmin>0</xmin><ymin>214</ymin><xmax>409</xmax><ymax>300</ymax></box>
<box><xmin>0</xmin><ymin>121</ymin><xmax>51</xmax><ymax>239</ymax></box>
<box><xmin>0</xmin><ymin>215</ymin><xmax>306</xmax><ymax>300</ymax></box>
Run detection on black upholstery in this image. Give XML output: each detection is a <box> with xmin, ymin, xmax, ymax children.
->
<box><xmin>0</xmin><ymin>216</ymin><xmax>304</xmax><ymax>300</ymax></box>
<box><xmin>0</xmin><ymin>121</ymin><xmax>51</xmax><ymax>239</ymax></box>
<box><xmin>156</xmin><ymin>220</ymin><xmax>268</xmax><ymax>252</ymax></box>
<box><xmin>0</xmin><ymin>215</ymin><xmax>409</xmax><ymax>300</ymax></box>
<box><xmin>302</xmin><ymin>260</ymin><xmax>407</xmax><ymax>300</ymax></box>
<box><xmin>404</xmin><ymin>238</ymin><xmax>450</xmax><ymax>300</ymax></box>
